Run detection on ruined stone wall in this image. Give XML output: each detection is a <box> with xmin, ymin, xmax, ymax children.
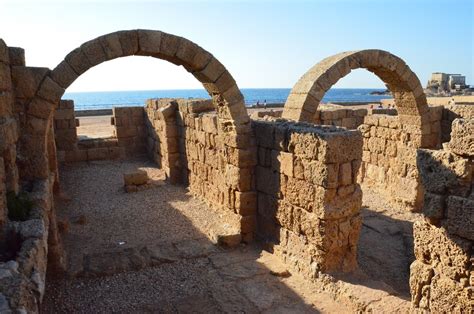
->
<box><xmin>441</xmin><ymin>104</ymin><xmax>474</xmax><ymax>143</ymax></box>
<box><xmin>410</xmin><ymin>117</ymin><xmax>473</xmax><ymax>312</ymax></box>
<box><xmin>112</xmin><ymin>107</ymin><xmax>147</xmax><ymax>156</ymax></box>
<box><xmin>145</xmin><ymin>99</ymin><xmax>181</xmax><ymax>183</ymax></box>
<box><xmin>357</xmin><ymin>108</ymin><xmax>442</xmax><ymax>211</ymax></box>
<box><xmin>145</xmin><ymin>98</ymin><xmax>256</xmax><ymax>242</ymax></box>
<box><xmin>53</xmin><ymin>100</ymin><xmax>78</xmax><ymax>151</ymax></box>
<box><xmin>54</xmin><ymin>103</ymin><xmax>147</xmax><ymax>163</ymax></box>
<box><xmin>253</xmin><ymin>119</ymin><xmax>363</xmax><ymax>276</ymax></box>
<box><xmin>313</xmin><ymin>108</ymin><xmax>367</xmax><ymax>129</ymax></box>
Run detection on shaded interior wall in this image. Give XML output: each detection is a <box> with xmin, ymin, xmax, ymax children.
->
<box><xmin>145</xmin><ymin>98</ymin><xmax>256</xmax><ymax>242</ymax></box>
<box><xmin>53</xmin><ymin>100</ymin><xmax>78</xmax><ymax>151</ymax></box>
<box><xmin>252</xmin><ymin>119</ymin><xmax>363</xmax><ymax>276</ymax></box>
<box><xmin>145</xmin><ymin>99</ymin><xmax>182</xmax><ymax>182</ymax></box>
<box><xmin>0</xmin><ymin>42</ymin><xmax>21</xmax><ymax>231</ymax></box>
<box><xmin>112</xmin><ymin>106</ymin><xmax>147</xmax><ymax>155</ymax></box>
<box><xmin>410</xmin><ymin>117</ymin><xmax>473</xmax><ymax>312</ymax></box>
<box><xmin>357</xmin><ymin>107</ymin><xmax>443</xmax><ymax>211</ymax></box>
<box><xmin>0</xmin><ymin>41</ymin><xmax>61</xmax><ymax>312</ymax></box>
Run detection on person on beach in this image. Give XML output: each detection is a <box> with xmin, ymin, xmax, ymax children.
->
<box><xmin>264</xmin><ymin>99</ymin><xmax>267</xmax><ymax>108</ymax></box>
<box><xmin>256</xmin><ymin>100</ymin><xmax>260</xmax><ymax>107</ymax></box>
<box><xmin>377</xmin><ymin>103</ymin><xmax>383</xmax><ymax>109</ymax></box>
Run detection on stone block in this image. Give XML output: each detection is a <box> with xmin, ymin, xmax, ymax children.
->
<box><xmin>417</xmin><ymin>149</ymin><xmax>472</xmax><ymax>196</ymax></box>
<box><xmin>319</xmin><ymin>130</ymin><xmax>363</xmax><ymax>163</ymax></box>
<box><xmin>225</xmin><ymin>164</ymin><xmax>253</xmax><ymax>192</ymax></box>
<box><xmin>271</xmin><ymin>150</ymin><xmax>293</xmax><ymax>177</ymax></box>
<box><xmin>338</xmin><ymin>162</ymin><xmax>352</xmax><ymax>185</ymax></box>
<box><xmin>65</xmin><ymin>47</ymin><xmax>92</xmax><ymax>75</ymax></box>
<box><xmin>51</xmin><ymin>61</ymin><xmax>78</xmax><ymax>89</ymax></box>
<box><xmin>81</xmin><ymin>38</ymin><xmax>107</xmax><ymax>66</ymax></box>
<box><xmin>99</xmin><ymin>32</ymin><xmax>123</xmax><ymax>60</ymax></box>
<box><xmin>446</xmin><ymin>196</ymin><xmax>474</xmax><ymax>240</ymax></box>
<box><xmin>123</xmin><ymin>170</ymin><xmax>149</xmax><ymax>186</ymax></box>
<box><xmin>193</xmin><ymin>57</ymin><xmax>226</xmax><ymax>83</ymax></box>
<box><xmin>37</xmin><ymin>77</ymin><xmax>64</xmax><ymax>104</ymax></box>
<box><xmin>117</xmin><ymin>30</ymin><xmax>139</xmax><ymax>55</ymax></box>
<box><xmin>235</xmin><ymin>191</ymin><xmax>257</xmax><ymax>216</ymax></box>
<box><xmin>303</xmin><ymin>160</ymin><xmax>338</xmax><ymax>189</ymax></box>
<box><xmin>255</xmin><ymin>166</ymin><xmax>279</xmax><ymax>195</ymax></box>
<box><xmin>448</xmin><ymin>118</ymin><xmax>473</xmax><ymax>157</ymax></box>
<box><xmin>413</xmin><ymin>220</ymin><xmax>471</xmax><ymax>281</ymax></box>
<box><xmin>202</xmin><ymin>114</ymin><xmax>218</xmax><ymax>134</ymax></box>
<box><xmin>11</xmin><ymin>66</ymin><xmax>49</xmax><ymax>99</ymax></box>
<box><xmin>422</xmin><ymin>192</ymin><xmax>445</xmax><ymax>221</ymax></box>
<box><xmin>0</xmin><ymin>39</ymin><xmax>9</xmax><ymax>63</ymax></box>
<box><xmin>0</xmin><ymin>62</ymin><xmax>12</xmax><ymax>91</ymax></box>
<box><xmin>253</xmin><ymin>121</ymin><xmax>274</xmax><ymax>149</ymax></box>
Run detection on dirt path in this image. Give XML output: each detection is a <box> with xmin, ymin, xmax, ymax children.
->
<box><xmin>358</xmin><ymin>186</ymin><xmax>421</xmax><ymax>297</ymax></box>
<box><xmin>41</xmin><ymin>158</ymin><xmax>350</xmax><ymax>313</ymax></box>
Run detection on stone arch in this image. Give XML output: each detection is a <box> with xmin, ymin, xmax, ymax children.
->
<box><xmin>282</xmin><ymin>50</ymin><xmax>437</xmax><ymax>212</ymax></box>
<box><xmin>282</xmin><ymin>49</ymin><xmax>429</xmax><ymax>133</ymax></box>
<box><xmin>21</xmin><ymin>29</ymin><xmax>250</xmax><ymax>180</ymax></box>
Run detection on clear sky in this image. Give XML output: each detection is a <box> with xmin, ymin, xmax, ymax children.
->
<box><xmin>0</xmin><ymin>0</ymin><xmax>472</xmax><ymax>92</ymax></box>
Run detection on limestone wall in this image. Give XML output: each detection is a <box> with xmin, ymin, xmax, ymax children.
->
<box><xmin>410</xmin><ymin>117</ymin><xmax>474</xmax><ymax>312</ymax></box>
<box><xmin>441</xmin><ymin>104</ymin><xmax>474</xmax><ymax>143</ymax></box>
<box><xmin>112</xmin><ymin>107</ymin><xmax>147</xmax><ymax>155</ymax></box>
<box><xmin>252</xmin><ymin>119</ymin><xmax>363</xmax><ymax>276</ymax></box>
<box><xmin>54</xmin><ymin>104</ymin><xmax>148</xmax><ymax>163</ymax></box>
<box><xmin>145</xmin><ymin>98</ymin><xmax>256</xmax><ymax>242</ymax></box>
<box><xmin>54</xmin><ymin>100</ymin><xmax>78</xmax><ymax>151</ymax></box>
<box><xmin>357</xmin><ymin>108</ymin><xmax>442</xmax><ymax>211</ymax></box>
<box><xmin>313</xmin><ymin>108</ymin><xmax>367</xmax><ymax>128</ymax></box>
<box><xmin>145</xmin><ymin>99</ymin><xmax>182</xmax><ymax>183</ymax></box>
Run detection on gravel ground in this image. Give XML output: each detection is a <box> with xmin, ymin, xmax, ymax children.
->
<box><xmin>42</xmin><ymin>158</ymin><xmax>349</xmax><ymax>313</ymax></box>
<box><xmin>358</xmin><ymin>185</ymin><xmax>422</xmax><ymax>297</ymax></box>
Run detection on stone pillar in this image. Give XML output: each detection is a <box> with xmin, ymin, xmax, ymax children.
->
<box><xmin>254</xmin><ymin>119</ymin><xmax>363</xmax><ymax>275</ymax></box>
<box><xmin>410</xmin><ymin>118</ymin><xmax>474</xmax><ymax>312</ymax></box>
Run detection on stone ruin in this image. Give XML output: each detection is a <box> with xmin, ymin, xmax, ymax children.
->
<box><xmin>0</xmin><ymin>30</ymin><xmax>472</xmax><ymax>312</ymax></box>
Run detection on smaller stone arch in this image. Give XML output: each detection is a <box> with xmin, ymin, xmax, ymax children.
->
<box><xmin>282</xmin><ymin>50</ymin><xmax>437</xmax><ymax>212</ymax></box>
<box><xmin>282</xmin><ymin>50</ymin><xmax>429</xmax><ymax>132</ymax></box>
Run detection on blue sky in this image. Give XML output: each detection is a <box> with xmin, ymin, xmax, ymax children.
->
<box><xmin>0</xmin><ymin>0</ymin><xmax>472</xmax><ymax>92</ymax></box>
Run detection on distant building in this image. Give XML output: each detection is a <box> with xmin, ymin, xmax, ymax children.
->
<box><xmin>426</xmin><ymin>72</ymin><xmax>470</xmax><ymax>94</ymax></box>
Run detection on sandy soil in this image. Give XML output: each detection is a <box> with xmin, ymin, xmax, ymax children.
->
<box><xmin>77</xmin><ymin>115</ymin><xmax>114</xmax><ymax>139</ymax></box>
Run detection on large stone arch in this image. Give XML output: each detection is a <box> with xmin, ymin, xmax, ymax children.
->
<box><xmin>282</xmin><ymin>49</ymin><xmax>430</xmax><ymax>135</ymax></box>
<box><xmin>20</xmin><ymin>29</ymin><xmax>250</xmax><ymax>180</ymax></box>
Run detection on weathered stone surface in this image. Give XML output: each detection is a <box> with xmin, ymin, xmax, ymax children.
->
<box><xmin>123</xmin><ymin>170</ymin><xmax>149</xmax><ymax>186</ymax></box>
<box><xmin>137</xmin><ymin>29</ymin><xmax>162</xmax><ymax>56</ymax></box>
<box><xmin>417</xmin><ymin>149</ymin><xmax>472</xmax><ymax>196</ymax></box>
<box><xmin>446</xmin><ymin>196</ymin><xmax>474</xmax><ymax>240</ymax></box>
<box><xmin>8</xmin><ymin>47</ymin><xmax>25</xmax><ymax>66</ymax></box>
<box><xmin>51</xmin><ymin>61</ymin><xmax>78</xmax><ymax>89</ymax></box>
<box><xmin>11</xmin><ymin>66</ymin><xmax>49</xmax><ymax>99</ymax></box>
<box><xmin>448</xmin><ymin>118</ymin><xmax>473</xmax><ymax>157</ymax></box>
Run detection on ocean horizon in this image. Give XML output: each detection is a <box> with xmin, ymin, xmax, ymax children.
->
<box><xmin>63</xmin><ymin>88</ymin><xmax>392</xmax><ymax>111</ymax></box>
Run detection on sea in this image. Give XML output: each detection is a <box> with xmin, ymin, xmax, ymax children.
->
<box><xmin>63</xmin><ymin>88</ymin><xmax>392</xmax><ymax>111</ymax></box>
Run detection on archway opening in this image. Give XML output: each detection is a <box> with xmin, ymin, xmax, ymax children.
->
<box><xmin>279</xmin><ymin>50</ymin><xmax>441</xmax><ymax>297</ymax></box>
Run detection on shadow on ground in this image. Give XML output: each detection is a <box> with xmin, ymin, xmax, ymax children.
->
<box><xmin>41</xmin><ymin>158</ymin><xmax>344</xmax><ymax>313</ymax></box>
